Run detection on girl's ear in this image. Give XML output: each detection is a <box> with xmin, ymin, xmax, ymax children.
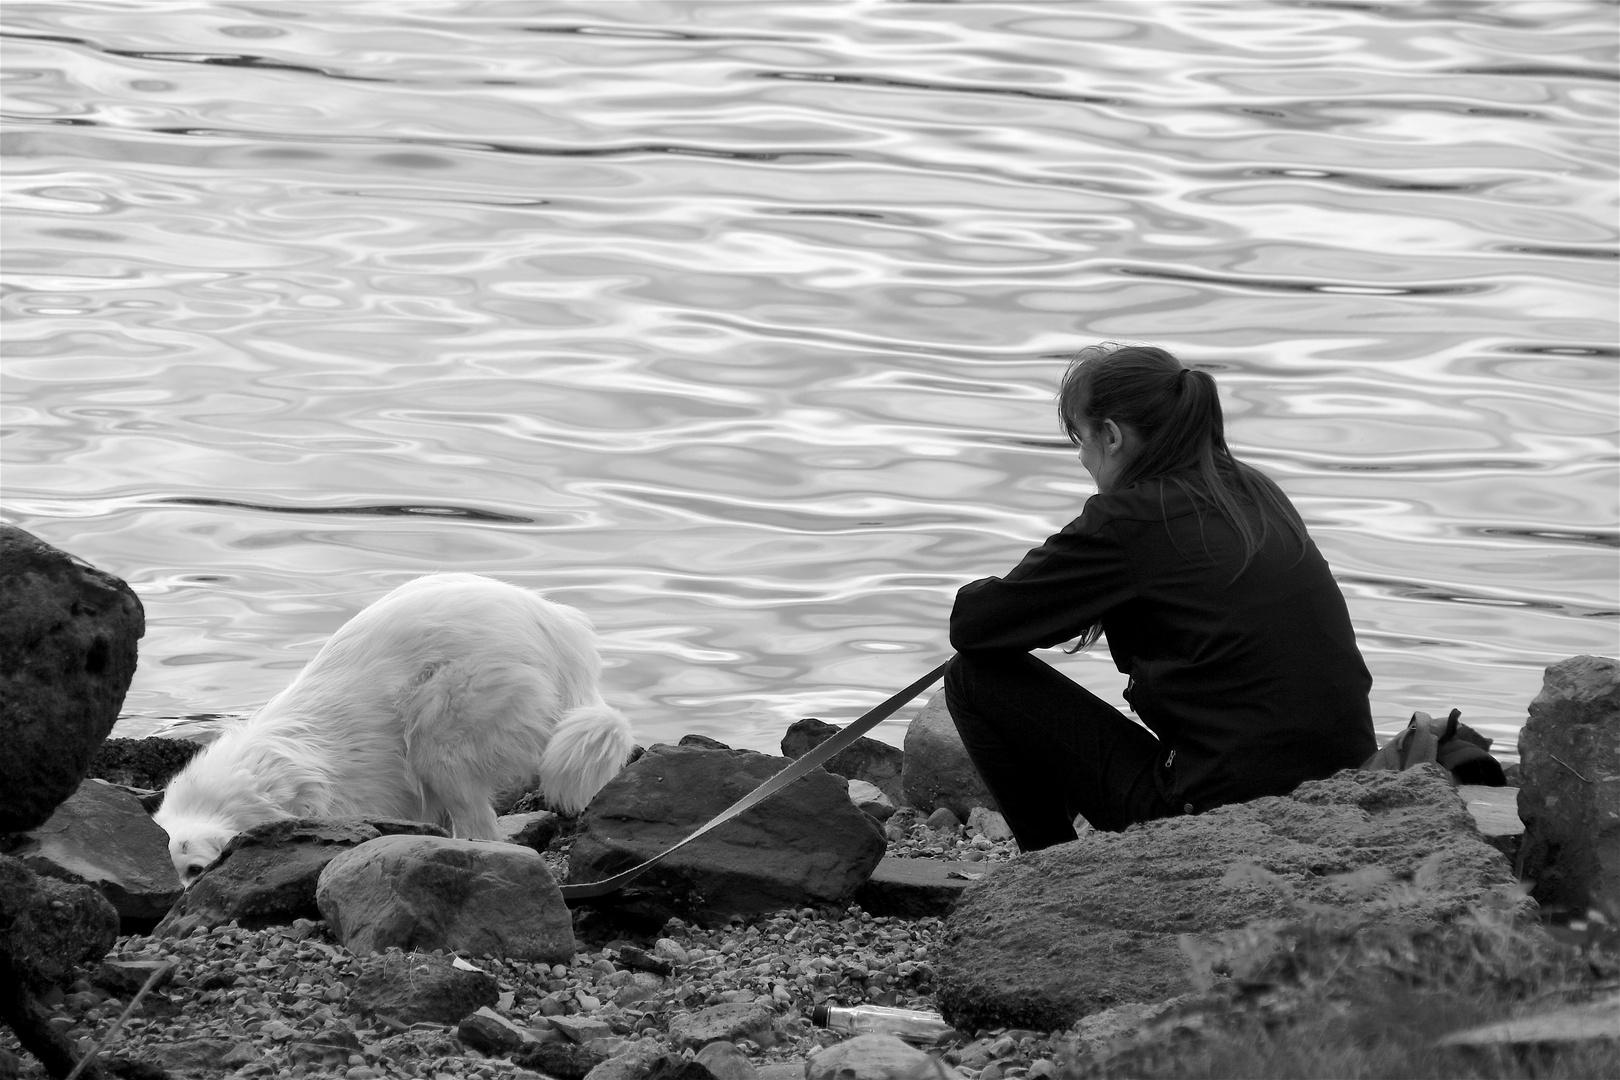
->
<box><xmin>1100</xmin><ymin>418</ymin><xmax>1125</xmax><ymax>455</ymax></box>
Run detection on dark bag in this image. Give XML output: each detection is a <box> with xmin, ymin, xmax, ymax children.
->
<box><xmin>1361</xmin><ymin>708</ymin><xmax>1506</xmax><ymax>786</ymax></box>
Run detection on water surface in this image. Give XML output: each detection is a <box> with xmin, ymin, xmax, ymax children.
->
<box><xmin>3</xmin><ymin>1</ymin><xmax>1616</xmax><ymax>758</ymax></box>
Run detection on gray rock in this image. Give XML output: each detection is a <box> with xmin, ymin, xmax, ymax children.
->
<box><xmin>349</xmin><ymin>950</ymin><xmax>499</xmax><ymax>1025</ymax></box>
<box><xmin>86</xmin><ymin>736</ymin><xmax>203</xmax><ymax>792</ymax></box>
<box><xmin>1518</xmin><ymin>654</ymin><xmax>1620</xmax><ymax>919</ymax></box>
<box><xmin>679</xmin><ymin>734</ymin><xmax>733</xmax><ymax>751</ymax></box>
<box><xmin>154</xmin><ymin>818</ymin><xmax>407</xmax><ymax>937</ymax></box>
<box><xmin>10</xmin><ymin>779</ymin><xmax>181</xmax><ymax>927</ymax></box>
<box><xmin>549</xmin><ymin>1014</ymin><xmax>615</xmax><ymax>1045</ymax></box>
<box><xmin>317</xmin><ymin>834</ymin><xmax>576</xmax><ymax>962</ymax></box>
<box><xmin>804</xmin><ymin>1034</ymin><xmax>959</xmax><ymax>1080</ymax></box>
<box><xmin>695</xmin><ymin>1041</ymin><xmax>758</xmax><ymax>1080</ymax></box>
<box><xmin>0</xmin><ymin>854</ymin><xmax>119</xmax><ymax>990</ymax></box>
<box><xmin>0</xmin><ymin>525</ymin><xmax>144</xmax><ymax>834</ymax></box>
<box><xmin>499</xmin><ymin>811</ymin><xmax>561</xmax><ymax>853</ymax></box>
<box><xmin>523</xmin><ymin>1039</ymin><xmax>615</xmax><ymax>1080</ymax></box>
<box><xmin>966</xmin><ymin>807</ymin><xmax>1013</xmax><ymax>843</ymax></box>
<box><xmin>458</xmin><ymin>1005</ymin><xmax>540</xmax><ymax>1055</ymax></box>
<box><xmin>848</xmin><ymin>780</ymin><xmax>896</xmax><ymax>822</ymax></box>
<box><xmin>666</xmin><ymin>1002</ymin><xmax>775</xmax><ymax>1049</ymax></box>
<box><xmin>137</xmin><ymin>1038</ymin><xmax>245</xmax><ymax>1078</ymax></box>
<box><xmin>1459</xmin><ymin>784</ymin><xmax>1522</xmax><ymax>865</ymax></box>
<box><xmin>781</xmin><ymin>718</ymin><xmax>906</xmax><ymax>805</ymax></box>
<box><xmin>925</xmin><ymin>807</ymin><xmax>961</xmax><ymax>833</ymax></box>
<box><xmin>569</xmin><ymin>746</ymin><xmax>885</xmax><ymax>921</ymax></box>
<box><xmin>935</xmin><ymin>764</ymin><xmax>1523</xmax><ymax>1032</ymax></box>
<box><xmin>578</xmin><ymin>1041</ymin><xmax>663</xmax><ymax>1080</ymax></box>
<box><xmin>853</xmin><ymin>857</ymin><xmax>980</xmax><ymax>918</ymax></box>
<box><xmin>901</xmin><ymin>691</ymin><xmax>996</xmax><ymax>820</ymax></box>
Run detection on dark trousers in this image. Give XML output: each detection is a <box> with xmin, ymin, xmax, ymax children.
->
<box><xmin>944</xmin><ymin>650</ymin><xmax>1178</xmax><ymax>851</ymax></box>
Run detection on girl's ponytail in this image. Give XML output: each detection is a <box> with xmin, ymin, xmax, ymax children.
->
<box><xmin>1058</xmin><ymin>344</ymin><xmax>1305</xmax><ymax>579</ymax></box>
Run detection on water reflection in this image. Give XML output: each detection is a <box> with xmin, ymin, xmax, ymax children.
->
<box><xmin>2</xmin><ymin>1</ymin><xmax>1614</xmax><ymax>757</ymax></box>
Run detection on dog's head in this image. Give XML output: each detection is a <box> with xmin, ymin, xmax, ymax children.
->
<box><xmin>153</xmin><ymin>813</ymin><xmax>239</xmax><ymax>887</ymax></box>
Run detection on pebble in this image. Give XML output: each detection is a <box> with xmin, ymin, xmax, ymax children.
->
<box><xmin>0</xmin><ymin>824</ymin><xmax>1065</xmax><ymax>1080</ymax></box>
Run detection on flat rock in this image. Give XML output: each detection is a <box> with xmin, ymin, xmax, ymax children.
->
<box><xmin>1459</xmin><ymin>784</ymin><xmax>1522</xmax><ymax>864</ymax></box>
<box><xmin>935</xmin><ymin>764</ymin><xmax>1523</xmax><ymax>1032</ymax></box>
<box><xmin>136</xmin><ymin>1037</ymin><xmax>243</xmax><ymax>1079</ymax></box>
<box><xmin>458</xmin><ymin>1005</ymin><xmax>540</xmax><ymax>1055</ymax></box>
<box><xmin>781</xmin><ymin>718</ymin><xmax>906</xmax><ymax>805</ymax></box>
<box><xmin>847</xmin><ymin>780</ymin><xmax>896</xmax><ymax>822</ymax></box>
<box><xmin>853</xmin><ymin>857</ymin><xmax>982</xmax><ymax>918</ymax></box>
<box><xmin>0</xmin><ymin>524</ymin><xmax>144</xmax><ymax>833</ymax></box>
<box><xmin>901</xmin><ymin>691</ymin><xmax>996</xmax><ymax>820</ymax></box>
<box><xmin>317</xmin><ymin>834</ymin><xmax>576</xmax><ymax>961</ymax></box>
<box><xmin>10</xmin><ymin>778</ymin><xmax>181</xmax><ymax>927</ymax></box>
<box><xmin>666</xmin><ymin>1002</ymin><xmax>775</xmax><ymax>1049</ymax></box>
<box><xmin>549</xmin><ymin>1014</ymin><xmax>615</xmax><ymax>1045</ymax></box>
<box><xmin>1517</xmin><ymin>654</ymin><xmax>1620</xmax><ymax>918</ymax></box>
<box><xmin>578</xmin><ymin>1040</ymin><xmax>664</xmax><ymax>1080</ymax></box>
<box><xmin>569</xmin><ymin>746</ymin><xmax>886</xmax><ymax>921</ymax></box>
<box><xmin>349</xmin><ymin>950</ymin><xmax>499</xmax><ymax>1026</ymax></box>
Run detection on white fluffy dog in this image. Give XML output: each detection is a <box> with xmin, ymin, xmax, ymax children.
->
<box><xmin>153</xmin><ymin>572</ymin><xmax>635</xmax><ymax>886</ymax></box>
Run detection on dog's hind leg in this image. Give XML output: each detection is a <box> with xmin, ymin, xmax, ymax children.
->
<box><xmin>426</xmin><ymin>781</ymin><xmax>503</xmax><ymax>841</ymax></box>
<box><xmin>401</xmin><ymin>659</ymin><xmax>551</xmax><ymax>843</ymax></box>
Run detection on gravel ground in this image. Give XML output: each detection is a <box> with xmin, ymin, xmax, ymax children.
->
<box><xmin>2</xmin><ymin>818</ymin><xmax>1076</xmax><ymax>1080</ymax></box>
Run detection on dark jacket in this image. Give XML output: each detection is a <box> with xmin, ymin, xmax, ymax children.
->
<box><xmin>949</xmin><ymin>477</ymin><xmax>1375</xmax><ymax>811</ymax></box>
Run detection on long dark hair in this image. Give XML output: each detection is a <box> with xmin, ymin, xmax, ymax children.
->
<box><xmin>1058</xmin><ymin>343</ymin><xmax>1307</xmax><ymax>643</ymax></box>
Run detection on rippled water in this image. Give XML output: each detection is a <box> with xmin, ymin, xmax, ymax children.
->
<box><xmin>3</xmin><ymin>1</ymin><xmax>1616</xmax><ymax>758</ymax></box>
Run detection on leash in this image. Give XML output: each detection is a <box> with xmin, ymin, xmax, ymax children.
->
<box><xmin>558</xmin><ymin>657</ymin><xmax>952</xmax><ymax>904</ymax></box>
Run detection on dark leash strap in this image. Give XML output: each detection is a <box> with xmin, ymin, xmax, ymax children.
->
<box><xmin>558</xmin><ymin>657</ymin><xmax>953</xmax><ymax>904</ymax></box>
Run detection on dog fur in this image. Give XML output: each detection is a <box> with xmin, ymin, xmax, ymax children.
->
<box><xmin>152</xmin><ymin>572</ymin><xmax>635</xmax><ymax>885</ymax></box>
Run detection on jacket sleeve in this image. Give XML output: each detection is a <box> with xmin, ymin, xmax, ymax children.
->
<box><xmin>948</xmin><ymin>502</ymin><xmax>1137</xmax><ymax>652</ymax></box>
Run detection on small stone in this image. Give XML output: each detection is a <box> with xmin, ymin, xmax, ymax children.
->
<box><xmin>966</xmin><ymin>808</ymin><xmax>1013</xmax><ymax>843</ymax></box>
<box><xmin>695</xmin><ymin>1041</ymin><xmax>759</xmax><ymax>1080</ymax></box>
<box><xmin>925</xmin><ymin>808</ymin><xmax>961</xmax><ymax>833</ymax></box>
<box><xmin>550</xmin><ymin>1014</ymin><xmax>614</xmax><ymax>1045</ymax></box>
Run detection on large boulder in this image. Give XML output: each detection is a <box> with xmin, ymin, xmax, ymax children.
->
<box><xmin>781</xmin><ymin>718</ymin><xmax>905</xmax><ymax>804</ymax></box>
<box><xmin>0</xmin><ymin>525</ymin><xmax>144</xmax><ymax>834</ymax></box>
<box><xmin>901</xmin><ymin>691</ymin><xmax>996</xmax><ymax>820</ymax></box>
<box><xmin>317</xmin><ymin>834</ymin><xmax>576</xmax><ymax>962</ymax></box>
<box><xmin>10</xmin><ymin>778</ymin><xmax>181</xmax><ymax>928</ymax></box>
<box><xmin>568</xmin><ymin>745</ymin><xmax>886</xmax><ymax>921</ymax></box>
<box><xmin>934</xmin><ymin>765</ymin><xmax>1522</xmax><ymax>1032</ymax></box>
<box><xmin>154</xmin><ymin>817</ymin><xmax>445</xmax><ymax>937</ymax></box>
<box><xmin>1518</xmin><ymin>654</ymin><xmax>1620</xmax><ymax>918</ymax></box>
<box><xmin>0</xmin><ymin>854</ymin><xmax>119</xmax><ymax>989</ymax></box>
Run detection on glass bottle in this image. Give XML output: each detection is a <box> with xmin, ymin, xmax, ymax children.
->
<box><xmin>811</xmin><ymin>1003</ymin><xmax>955</xmax><ymax>1045</ymax></box>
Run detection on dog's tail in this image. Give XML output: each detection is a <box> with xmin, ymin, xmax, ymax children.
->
<box><xmin>538</xmin><ymin>703</ymin><xmax>635</xmax><ymax>816</ymax></box>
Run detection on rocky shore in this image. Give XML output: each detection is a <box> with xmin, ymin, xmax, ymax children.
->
<box><xmin>2</xmin><ymin>824</ymin><xmax>1031</xmax><ymax>1080</ymax></box>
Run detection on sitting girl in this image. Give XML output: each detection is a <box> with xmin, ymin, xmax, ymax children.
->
<box><xmin>946</xmin><ymin>343</ymin><xmax>1376</xmax><ymax>851</ymax></box>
